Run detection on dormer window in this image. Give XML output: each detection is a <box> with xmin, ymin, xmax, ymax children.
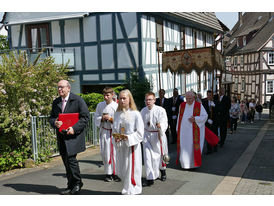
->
<box><xmin>243</xmin><ymin>36</ymin><xmax>246</xmax><ymax>46</ymax></box>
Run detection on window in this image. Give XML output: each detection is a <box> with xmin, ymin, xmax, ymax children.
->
<box><xmin>26</xmin><ymin>23</ymin><xmax>50</xmax><ymax>52</ymax></box>
<box><xmin>180</xmin><ymin>26</ymin><xmax>185</xmax><ymax>49</ymax></box>
<box><xmin>240</xmin><ymin>55</ymin><xmax>244</xmax><ymax>65</ymax></box>
<box><xmin>234</xmin><ymin>77</ymin><xmax>238</xmax><ymax>92</ymax></box>
<box><xmin>243</xmin><ymin>36</ymin><xmax>246</xmax><ymax>46</ymax></box>
<box><xmin>268</xmin><ymin>52</ymin><xmax>274</xmax><ymax>65</ymax></box>
<box><xmin>267</xmin><ymin>80</ymin><xmax>274</xmax><ymax>93</ymax></box>
<box><xmin>185</xmin><ymin>27</ymin><xmax>194</xmax><ymax>49</ymax></box>
<box><xmin>156</xmin><ymin>18</ymin><xmax>164</xmax><ymax>52</ymax></box>
<box><xmin>241</xmin><ymin>79</ymin><xmax>245</xmax><ymax>91</ymax></box>
<box><xmin>234</xmin><ymin>56</ymin><xmax>238</xmax><ymax>66</ymax></box>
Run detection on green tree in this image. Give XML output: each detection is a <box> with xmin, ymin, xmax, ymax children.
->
<box><xmin>125</xmin><ymin>71</ymin><xmax>152</xmax><ymax>110</ymax></box>
<box><xmin>0</xmin><ymin>34</ymin><xmax>9</xmax><ymax>51</ymax></box>
<box><xmin>0</xmin><ymin>51</ymin><xmax>69</xmax><ymax>172</ymax></box>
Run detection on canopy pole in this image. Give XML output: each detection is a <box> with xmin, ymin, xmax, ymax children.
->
<box><xmin>156</xmin><ymin>38</ymin><xmax>162</xmax><ymax>91</ymax></box>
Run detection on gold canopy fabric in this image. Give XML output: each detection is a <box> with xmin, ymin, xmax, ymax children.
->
<box><xmin>162</xmin><ymin>47</ymin><xmax>224</xmax><ymax>74</ymax></box>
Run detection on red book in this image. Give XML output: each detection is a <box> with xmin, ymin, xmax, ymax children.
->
<box><xmin>58</xmin><ymin>113</ymin><xmax>79</xmax><ymax>132</ymax></box>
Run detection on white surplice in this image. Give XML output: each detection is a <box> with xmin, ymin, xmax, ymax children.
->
<box><xmin>95</xmin><ymin>101</ymin><xmax>118</xmax><ymax>175</ymax></box>
<box><xmin>176</xmin><ymin>101</ymin><xmax>208</xmax><ymax>169</ymax></box>
<box><xmin>141</xmin><ymin>105</ymin><xmax>168</xmax><ymax>180</ymax></box>
<box><xmin>113</xmin><ymin>109</ymin><xmax>144</xmax><ymax>195</ymax></box>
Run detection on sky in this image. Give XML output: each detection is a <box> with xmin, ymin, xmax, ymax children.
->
<box><xmin>215</xmin><ymin>12</ymin><xmax>238</xmax><ymax>30</ymax></box>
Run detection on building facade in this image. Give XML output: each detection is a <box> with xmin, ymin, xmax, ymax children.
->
<box><xmin>224</xmin><ymin>12</ymin><xmax>274</xmax><ymax>105</ymax></box>
<box><xmin>2</xmin><ymin>12</ymin><xmax>223</xmax><ymax>98</ymax></box>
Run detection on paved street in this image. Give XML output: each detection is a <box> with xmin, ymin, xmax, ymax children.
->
<box><xmin>0</xmin><ymin>111</ymin><xmax>273</xmax><ymax>195</ymax></box>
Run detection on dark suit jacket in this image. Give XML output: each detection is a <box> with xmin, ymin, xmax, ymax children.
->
<box><xmin>168</xmin><ymin>95</ymin><xmax>184</xmax><ymax>124</ymax></box>
<box><xmin>156</xmin><ymin>97</ymin><xmax>171</xmax><ymax>119</ymax></box>
<box><xmin>49</xmin><ymin>93</ymin><xmax>90</xmax><ymax>156</ymax></box>
<box><xmin>202</xmin><ymin>98</ymin><xmax>217</xmax><ymax>121</ymax></box>
<box><xmin>214</xmin><ymin>94</ymin><xmax>231</xmax><ymax>123</ymax></box>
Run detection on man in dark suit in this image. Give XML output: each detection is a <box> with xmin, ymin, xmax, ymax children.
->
<box><xmin>49</xmin><ymin>80</ymin><xmax>90</xmax><ymax>195</ymax></box>
<box><xmin>202</xmin><ymin>90</ymin><xmax>218</xmax><ymax>154</ymax></box>
<box><xmin>169</xmin><ymin>88</ymin><xmax>184</xmax><ymax>144</ymax></box>
<box><xmin>215</xmin><ymin>87</ymin><xmax>231</xmax><ymax>147</ymax></box>
<box><xmin>156</xmin><ymin>89</ymin><xmax>172</xmax><ymax>144</ymax></box>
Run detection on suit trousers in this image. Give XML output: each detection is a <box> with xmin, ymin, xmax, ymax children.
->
<box><xmin>58</xmin><ymin>139</ymin><xmax>82</xmax><ymax>189</ymax></box>
<box><xmin>170</xmin><ymin>119</ymin><xmax>177</xmax><ymax>144</ymax></box>
<box><xmin>219</xmin><ymin>119</ymin><xmax>228</xmax><ymax>146</ymax></box>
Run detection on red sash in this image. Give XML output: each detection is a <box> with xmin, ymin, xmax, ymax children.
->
<box><xmin>131</xmin><ymin>146</ymin><xmax>136</xmax><ymax>186</ymax></box>
<box><xmin>176</xmin><ymin>101</ymin><xmax>202</xmax><ymax>167</ymax></box>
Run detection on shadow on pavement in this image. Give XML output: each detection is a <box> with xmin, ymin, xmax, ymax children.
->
<box><xmin>78</xmin><ymin>160</ymin><xmax>103</xmax><ymax>168</ymax></box>
<box><xmin>3</xmin><ymin>183</ymin><xmax>121</xmax><ymax>195</ymax></box>
<box><xmin>3</xmin><ymin>183</ymin><xmax>60</xmax><ymax>194</ymax></box>
<box><xmin>52</xmin><ymin>173</ymin><xmax>106</xmax><ymax>181</ymax></box>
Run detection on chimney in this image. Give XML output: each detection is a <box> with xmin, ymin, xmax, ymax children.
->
<box><xmin>238</xmin><ymin>12</ymin><xmax>243</xmax><ymax>26</ymax></box>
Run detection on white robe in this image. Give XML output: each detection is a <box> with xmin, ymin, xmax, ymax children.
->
<box><xmin>113</xmin><ymin>109</ymin><xmax>144</xmax><ymax>195</ymax></box>
<box><xmin>176</xmin><ymin>101</ymin><xmax>208</xmax><ymax>169</ymax></box>
<box><xmin>141</xmin><ymin>105</ymin><xmax>168</xmax><ymax>180</ymax></box>
<box><xmin>95</xmin><ymin>101</ymin><xmax>118</xmax><ymax>175</ymax></box>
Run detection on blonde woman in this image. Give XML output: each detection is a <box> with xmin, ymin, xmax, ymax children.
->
<box><xmin>113</xmin><ymin>89</ymin><xmax>144</xmax><ymax>195</ymax></box>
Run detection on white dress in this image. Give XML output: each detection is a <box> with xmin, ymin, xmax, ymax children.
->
<box><xmin>113</xmin><ymin>109</ymin><xmax>144</xmax><ymax>195</ymax></box>
<box><xmin>141</xmin><ymin>105</ymin><xmax>168</xmax><ymax>180</ymax></box>
<box><xmin>176</xmin><ymin>101</ymin><xmax>208</xmax><ymax>169</ymax></box>
<box><xmin>95</xmin><ymin>101</ymin><xmax>118</xmax><ymax>175</ymax></box>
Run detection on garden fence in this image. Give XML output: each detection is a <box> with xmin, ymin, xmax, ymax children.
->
<box><xmin>30</xmin><ymin>112</ymin><xmax>99</xmax><ymax>162</ymax></box>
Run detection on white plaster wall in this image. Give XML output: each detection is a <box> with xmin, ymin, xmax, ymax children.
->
<box><xmin>11</xmin><ymin>25</ymin><xmax>20</xmax><ymax>47</ymax></box>
<box><xmin>83</xmin><ymin>16</ymin><xmax>96</xmax><ymax>42</ymax></box>
<box><xmin>21</xmin><ymin>25</ymin><xmax>26</xmax><ymax>47</ymax></box>
<box><xmin>51</xmin><ymin>21</ymin><xmax>61</xmax><ymax>45</ymax></box>
<box><xmin>83</xmin><ymin>74</ymin><xmax>99</xmax><ymax>81</ymax></box>
<box><xmin>64</xmin><ymin>19</ymin><xmax>80</xmax><ymax>44</ymax></box>
<box><xmin>117</xmin><ymin>43</ymin><xmax>133</xmax><ymax>68</ymax></box>
<box><xmin>74</xmin><ymin>47</ymin><xmax>82</xmax><ymax>71</ymax></box>
<box><xmin>101</xmin><ymin>44</ymin><xmax>114</xmax><ymax>69</ymax></box>
<box><xmin>69</xmin><ymin>75</ymin><xmax>81</xmax><ymax>94</ymax></box>
<box><xmin>121</xmin><ymin>12</ymin><xmax>138</xmax><ymax>38</ymax></box>
<box><xmin>100</xmin><ymin>14</ymin><xmax>112</xmax><ymax>41</ymax></box>
<box><xmin>85</xmin><ymin>46</ymin><xmax>98</xmax><ymax>70</ymax></box>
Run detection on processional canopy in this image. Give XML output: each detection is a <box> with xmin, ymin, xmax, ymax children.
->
<box><xmin>162</xmin><ymin>47</ymin><xmax>224</xmax><ymax>74</ymax></box>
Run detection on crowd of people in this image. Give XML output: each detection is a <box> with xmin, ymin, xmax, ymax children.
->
<box><xmin>50</xmin><ymin>80</ymin><xmax>266</xmax><ymax>195</ymax></box>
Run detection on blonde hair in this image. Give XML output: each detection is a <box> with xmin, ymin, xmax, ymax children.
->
<box><xmin>117</xmin><ymin>89</ymin><xmax>137</xmax><ymax>111</ymax></box>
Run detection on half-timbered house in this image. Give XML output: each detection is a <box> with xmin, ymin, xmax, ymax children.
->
<box><xmin>1</xmin><ymin>12</ymin><xmax>223</xmax><ymax>97</ymax></box>
<box><xmin>224</xmin><ymin>12</ymin><xmax>274</xmax><ymax>105</ymax></box>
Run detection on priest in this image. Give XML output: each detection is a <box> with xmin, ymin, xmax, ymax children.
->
<box><xmin>176</xmin><ymin>91</ymin><xmax>208</xmax><ymax>169</ymax></box>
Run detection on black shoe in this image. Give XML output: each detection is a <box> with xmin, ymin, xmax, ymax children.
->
<box><xmin>69</xmin><ymin>183</ymin><xmax>83</xmax><ymax>195</ymax></box>
<box><xmin>205</xmin><ymin>150</ymin><xmax>212</xmax><ymax>155</ymax></box>
<box><xmin>104</xmin><ymin>175</ymin><xmax>113</xmax><ymax>182</ymax></box>
<box><xmin>112</xmin><ymin>174</ymin><xmax>121</xmax><ymax>182</ymax></box>
<box><xmin>60</xmin><ymin>188</ymin><xmax>71</xmax><ymax>195</ymax></box>
<box><xmin>160</xmin><ymin>170</ymin><xmax>167</xmax><ymax>181</ymax></box>
<box><xmin>213</xmin><ymin>146</ymin><xmax>218</xmax><ymax>152</ymax></box>
<box><xmin>142</xmin><ymin>180</ymin><xmax>154</xmax><ymax>187</ymax></box>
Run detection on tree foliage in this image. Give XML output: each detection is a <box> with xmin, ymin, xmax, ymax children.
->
<box><xmin>0</xmin><ymin>51</ymin><xmax>69</xmax><ymax>172</ymax></box>
<box><xmin>0</xmin><ymin>34</ymin><xmax>9</xmax><ymax>51</ymax></box>
<box><xmin>125</xmin><ymin>71</ymin><xmax>152</xmax><ymax>110</ymax></box>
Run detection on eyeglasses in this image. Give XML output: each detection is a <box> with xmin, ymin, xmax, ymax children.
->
<box><xmin>58</xmin><ymin>86</ymin><xmax>67</xmax><ymax>89</ymax></box>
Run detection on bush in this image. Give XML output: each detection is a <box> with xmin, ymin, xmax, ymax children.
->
<box><xmin>0</xmin><ymin>51</ymin><xmax>69</xmax><ymax>173</ymax></box>
<box><xmin>125</xmin><ymin>71</ymin><xmax>152</xmax><ymax>110</ymax></box>
<box><xmin>79</xmin><ymin>93</ymin><xmax>104</xmax><ymax>112</ymax></box>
